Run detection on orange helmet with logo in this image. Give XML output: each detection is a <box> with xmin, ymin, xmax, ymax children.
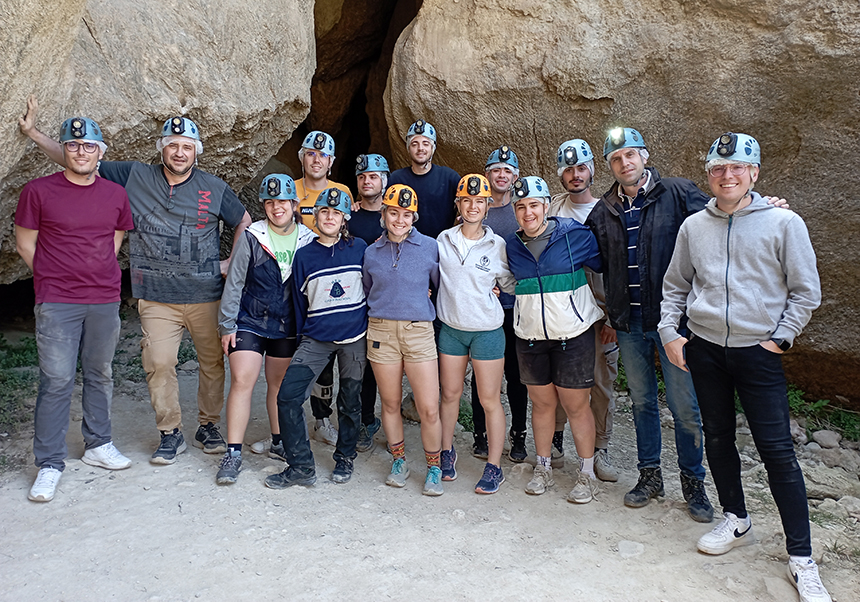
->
<box><xmin>382</xmin><ymin>184</ymin><xmax>419</xmax><ymax>212</ymax></box>
<box><xmin>456</xmin><ymin>174</ymin><xmax>492</xmax><ymax>199</ymax></box>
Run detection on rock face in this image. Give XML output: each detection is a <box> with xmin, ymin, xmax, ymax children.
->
<box><xmin>385</xmin><ymin>0</ymin><xmax>860</xmax><ymax>408</ymax></box>
<box><xmin>0</xmin><ymin>0</ymin><xmax>316</xmax><ymax>283</ymax></box>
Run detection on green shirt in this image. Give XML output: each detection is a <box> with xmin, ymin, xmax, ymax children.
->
<box><xmin>268</xmin><ymin>224</ymin><xmax>299</xmax><ymax>282</ymax></box>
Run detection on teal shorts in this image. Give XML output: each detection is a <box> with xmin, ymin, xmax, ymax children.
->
<box><xmin>438</xmin><ymin>323</ymin><xmax>505</xmax><ymax>361</ymax></box>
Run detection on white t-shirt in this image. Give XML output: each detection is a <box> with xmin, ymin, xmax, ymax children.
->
<box><xmin>549</xmin><ymin>195</ymin><xmax>598</xmax><ymax>224</ymax></box>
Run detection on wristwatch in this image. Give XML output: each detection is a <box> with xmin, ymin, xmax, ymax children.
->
<box><xmin>770</xmin><ymin>338</ymin><xmax>791</xmax><ymax>352</ymax></box>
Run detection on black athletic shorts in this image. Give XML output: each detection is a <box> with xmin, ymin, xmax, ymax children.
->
<box><xmin>515</xmin><ymin>329</ymin><xmax>595</xmax><ymax>389</ymax></box>
<box><xmin>229</xmin><ymin>330</ymin><xmax>297</xmax><ymax>359</ymax></box>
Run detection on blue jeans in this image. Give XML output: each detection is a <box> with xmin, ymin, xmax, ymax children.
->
<box><xmin>33</xmin><ymin>302</ymin><xmax>121</xmax><ymax>470</ymax></box>
<box><xmin>277</xmin><ymin>337</ymin><xmax>366</xmax><ymax>470</ymax></box>
<box><xmin>685</xmin><ymin>336</ymin><xmax>811</xmax><ymax>556</ymax></box>
<box><xmin>615</xmin><ymin>314</ymin><xmax>705</xmax><ymax>479</ymax></box>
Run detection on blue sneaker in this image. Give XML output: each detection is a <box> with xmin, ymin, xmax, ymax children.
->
<box><xmin>385</xmin><ymin>458</ymin><xmax>410</xmax><ymax>487</ymax></box>
<box><xmin>440</xmin><ymin>446</ymin><xmax>457</xmax><ymax>481</ymax></box>
<box><xmin>356</xmin><ymin>417</ymin><xmax>381</xmax><ymax>453</ymax></box>
<box><xmin>423</xmin><ymin>466</ymin><xmax>444</xmax><ymax>496</ymax></box>
<box><xmin>475</xmin><ymin>462</ymin><xmax>505</xmax><ymax>494</ymax></box>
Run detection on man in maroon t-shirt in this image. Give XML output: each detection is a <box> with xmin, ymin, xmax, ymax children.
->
<box><xmin>15</xmin><ymin>116</ymin><xmax>135</xmax><ymax>503</ymax></box>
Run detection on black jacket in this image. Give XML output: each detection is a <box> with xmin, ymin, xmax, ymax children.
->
<box><xmin>585</xmin><ymin>167</ymin><xmax>709</xmax><ymax>332</ymax></box>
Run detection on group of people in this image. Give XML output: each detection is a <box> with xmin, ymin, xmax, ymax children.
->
<box><xmin>15</xmin><ymin>94</ymin><xmax>830</xmax><ymax>601</ymax></box>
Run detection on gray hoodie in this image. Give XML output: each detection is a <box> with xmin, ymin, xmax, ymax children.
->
<box><xmin>658</xmin><ymin>192</ymin><xmax>820</xmax><ymax>348</ymax></box>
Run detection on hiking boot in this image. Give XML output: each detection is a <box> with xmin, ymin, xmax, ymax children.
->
<box><xmin>356</xmin><ymin>417</ymin><xmax>381</xmax><ymax>453</ymax></box>
<box><xmin>332</xmin><ymin>457</ymin><xmax>354</xmax><ymax>484</ymax></box>
<box><xmin>697</xmin><ymin>512</ymin><xmax>754</xmax><ymax>555</ymax></box>
<box><xmin>551</xmin><ymin>430</ymin><xmax>565</xmax><ymax>468</ymax></box>
<box><xmin>440</xmin><ymin>447</ymin><xmax>458</xmax><ymax>481</ymax></box>
<box><xmin>623</xmin><ymin>467</ymin><xmax>664</xmax><ymax>508</ymax></box>
<box><xmin>423</xmin><ymin>466</ymin><xmax>444</xmax><ymax>496</ymax></box>
<box><xmin>268</xmin><ymin>441</ymin><xmax>287</xmax><ymax>462</ymax></box>
<box><xmin>194</xmin><ymin>422</ymin><xmax>227</xmax><ymax>454</ymax></box>
<box><xmin>313</xmin><ymin>418</ymin><xmax>338</xmax><ymax>447</ymax></box>
<box><xmin>471</xmin><ymin>432</ymin><xmax>488</xmax><ymax>459</ymax></box>
<box><xmin>264</xmin><ymin>466</ymin><xmax>317</xmax><ymax>489</ymax></box>
<box><xmin>567</xmin><ymin>472</ymin><xmax>599</xmax><ymax>504</ymax></box>
<box><xmin>525</xmin><ymin>464</ymin><xmax>554</xmax><ymax>495</ymax></box>
<box><xmin>681</xmin><ymin>472</ymin><xmax>714</xmax><ymax>523</ymax></box>
<box><xmin>508</xmin><ymin>429</ymin><xmax>527</xmax><ymax>463</ymax></box>
<box><xmin>385</xmin><ymin>458</ymin><xmax>410</xmax><ymax>488</ymax></box>
<box><xmin>82</xmin><ymin>441</ymin><xmax>131</xmax><ymax>470</ymax></box>
<box><xmin>594</xmin><ymin>448</ymin><xmax>618</xmax><ymax>482</ymax></box>
<box><xmin>475</xmin><ymin>463</ymin><xmax>505</xmax><ymax>494</ymax></box>
<box><xmin>151</xmin><ymin>429</ymin><xmax>187</xmax><ymax>465</ymax></box>
<box><xmin>216</xmin><ymin>450</ymin><xmax>242</xmax><ymax>485</ymax></box>
<box><xmin>788</xmin><ymin>557</ymin><xmax>832</xmax><ymax>602</ymax></box>
<box><xmin>28</xmin><ymin>467</ymin><xmax>62</xmax><ymax>502</ymax></box>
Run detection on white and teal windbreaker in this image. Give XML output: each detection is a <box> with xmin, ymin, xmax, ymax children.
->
<box><xmin>505</xmin><ymin>217</ymin><xmax>603</xmax><ymax>341</ymax></box>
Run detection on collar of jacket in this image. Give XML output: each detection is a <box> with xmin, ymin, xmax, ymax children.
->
<box><xmin>374</xmin><ymin>226</ymin><xmax>421</xmax><ymax>248</ymax></box>
<box><xmin>599</xmin><ymin>167</ymin><xmax>665</xmax><ymax>216</ymax></box>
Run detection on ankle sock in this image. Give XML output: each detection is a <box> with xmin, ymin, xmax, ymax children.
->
<box><xmin>537</xmin><ymin>455</ymin><xmax>552</xmax><ymax>468</ymax></box>
<box><xmin>389</xmin><ymin>440</ymin><xmax>406</xmax><ymax>461</ymax></box>
<box><xmin>579</xmin><ymin>456</ymin><xmax>595</xmax><ymax>478</ymax></box>
<box><xmin>271</xmin><ymin>434</ymin><xmax>282</xmax><ymax>446</ymax></box>
<box><xmin>228</xmin><ymin>443</ymin><xmax>243</xmax><ymax>453</ymax></box>
<box><xmin>425</xmin><ymin>449</ymin><xmax>441</xmax><ymax>468</ymax></box>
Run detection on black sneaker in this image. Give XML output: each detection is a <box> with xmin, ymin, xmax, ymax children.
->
<box><xmin>471</xmin><ymin>432</ymin><xmax>488</xmax><ymax>459</ymax></box>
<box><xmin>216</xmin><ymin>451</ymin><xmax>242</xmax><ymax>485</ymax></box>
<box><xmin>681</xmin><ymin>473</ymin><xmax>714</xmax><ymax>523</ymax></box>
<box><xmin>551</xmin><ymin>430</ymin><xmax>565</xmax><ymax>468</ymax></box>
<box><xmin>332</xmin><ymin>457</ymin><xmax>354</xmax><ymax>483</ymax></box>
<box><xmin>356</xmin><ymin>417</ymin><xmax>381</xmax><ymax>453</ymax></box>
<box><xmin>150</xmin><ymin>429</ymin><xmax>187</xmax><ymax>465</ymax></box>
<box><xmin>508</xmin><ymin>429</ymin><xmax>527</xmax><ymax>463</ymax></box>
<box><xmin>264</xmin><ymin>466</ymin><xmax>317</xmax><ymax>489</ymax></box>
<box><xmin>623</xmin><ymin>467</ymin><xmax>664</xmax><ymax>508</ymax></box>
<box><xmin>194</xmin><ymin>422</ymin><xmax>227</xmax><ymax>454</ymax></box>
<box><xmin>269</xmin><ymin>441</ymin><xmax>287</xmax><ymax>462</ymax></box>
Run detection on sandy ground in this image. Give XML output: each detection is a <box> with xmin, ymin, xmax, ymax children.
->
<box><xmin>1</xmin><ymin>318</ymin><xmax>858</xmax><ymax>601</ymax></box>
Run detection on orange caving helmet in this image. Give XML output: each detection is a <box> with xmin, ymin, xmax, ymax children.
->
<box><xmin>383</xmin><ymin>184</ymin><xmax>419</xmax><ymax>212</ymax></box>
<box><xmin>456</xmin><ymin>174</ymin><xmax>492</xmax><ymax>199</ymax></box>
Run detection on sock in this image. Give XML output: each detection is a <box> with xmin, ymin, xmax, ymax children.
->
<box><xmin>271</xmin><ymin>434</ymin><xmax>282</xmax><ymax>446</ymax></box>
<box><xmin>594</xmin><ymin>447</ymin><xmax>605</xmax><ymax>454</ymax></box>
<box><xmin>579</xmin><ymin>456</ymin><xmax>595</xmax><ymax>479</ymax></box>
<box><xmin>425</xmin><ymin>449</ymin><xmax>441</xmax><ymax>468</ymax></box>
<box><xmin>389</xmin><ymin>440</ymin><xmax>406</xmax><ymax>461</ymax></box>
<box><xmin>537</xmin><ymin>455</ymin><xmax>552</xmax><ymax>468</ymax></box>
<box><xmin>228</xmin><ymin>443</ymin><xmax>242</xmax><ymax>454</ymax></box>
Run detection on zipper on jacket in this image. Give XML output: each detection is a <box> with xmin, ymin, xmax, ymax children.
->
<box><xmin>724</xmin><ymin>215</ymin><xmax>732</xmax><ymax>346</ymax></box>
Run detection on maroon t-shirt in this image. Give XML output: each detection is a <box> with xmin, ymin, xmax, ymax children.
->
<box><xmin>15</xmin><ymin>171</ymin><xmax>134</xmax><ymax>304</ymax></box>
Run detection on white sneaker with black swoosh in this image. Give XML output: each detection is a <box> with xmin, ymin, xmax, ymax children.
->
<box><xmin>697</xmin><ymin>512</ymin><xmax>754</xmax><ymax>555</ymax></box>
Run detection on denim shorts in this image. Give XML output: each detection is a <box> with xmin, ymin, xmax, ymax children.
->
<box><xmin>438</xmin><ymin>323</ymin><xmax>505</xmax><ymax>361</ymax></box>
<box><xmin>516</xmin><ymin>331</ymin><xmax>595</xmax><ymax>389</ymax></box>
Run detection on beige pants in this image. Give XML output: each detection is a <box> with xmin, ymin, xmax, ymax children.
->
<box><xmin>555</xmin><ymin>324</ymin><xmax>619</xmax><ymax>449</ymax></box>
<box><xmin>139</xmin><ymin>299</ymin><xmax>225</xmax><ymax>431</ymax></box>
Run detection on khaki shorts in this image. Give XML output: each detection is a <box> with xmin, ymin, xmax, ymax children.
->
<box><xmin>366</xmin><ymin>317</ymin><xmax>437</xmax><ymax>364</ymax></box>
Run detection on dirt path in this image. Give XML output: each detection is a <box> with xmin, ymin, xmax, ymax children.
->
<box><xmin>1</xmin><ymin>317</ymin><xmax>858</xmax><ymax>601</ymax></box>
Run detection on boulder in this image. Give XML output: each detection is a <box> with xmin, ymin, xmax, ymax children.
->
<box><xmin>384</xmin><ymin>0</ymin><xmax>860</xmax><ymax>409</ymax></box>
<box><xmin>801</xmin><ymin>464</ymin><xmax>860</xmax><ymax>500</ymax></box>
<box><xmin>811</xmin><ymin>429</ymin><xmax>842</xmax><ymax>449</ymax></box>
<box><xmin>0</xmin><ymin>0</ymin><xmax>316</xmax><ymax>282</ymax></box>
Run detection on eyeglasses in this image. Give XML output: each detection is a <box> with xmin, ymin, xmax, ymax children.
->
<box><xmin>708</xmin><ymin>164</ymin><xmax>749</xmax><ymax>177</ymax></box>
<box><xmin>65</xmin><ymin>141</ymin><xmax>99</xmax><ymax>154</ymax></box>
<box><xmin>304</xmin><ymin>150</ymin><xmax>330</xmax><ymax>160</ymax></box>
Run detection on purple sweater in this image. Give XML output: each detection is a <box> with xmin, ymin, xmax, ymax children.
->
<box><xmin>362</xmin><ymin>227</ymin><xmax>440</xmax><ymax>321</ymax></box>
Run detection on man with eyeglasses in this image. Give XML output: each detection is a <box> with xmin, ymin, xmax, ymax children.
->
<box><xmin>659</xmin><ymin>133</ymin><xmax>828</xmax><ymax>602</ymax></box>
<box><xmin>16</xmin><ymin>116</ymin><xmax>134</xmax><ymax>502</ymax></box>
<box><xmin>19</xmin><ymin>96</ymin><xmax>251</xmax><ymax>465</ymax></box>
<box><xmin>388</xmin><ymin>120</ymin><xmax>460</xmax><ymax>240</ymax></box>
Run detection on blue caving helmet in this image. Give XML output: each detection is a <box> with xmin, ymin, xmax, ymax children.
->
<box><xmin>162</xmin><ymin>116</ymin><xmax>200</xmax><ymax>140</ymax></box>
<box><xmin>60</xmin><ymin>117</ymin><xmax>103</xmax><ymax>143</ymax></box>
<box><xmin>485</xmin><ymin>145</ymin><xmax>520</xmax><ymax>171</ymax></box>
<box><xmin>557</xmin><ymin>139</ymin><xmax>594</xmax><ymax>174</ymax></box>
<box><xmin>315</xmin><ymin>188</ymin><xmax>352</xmax><ymax>220</ymax></box>
<box><xmin>511</xmin><ymin>176</ymin><xmax>551</xmax><ymax>203</ymax></box>
<box><xmin>603</xmin><ymin>127</ymin><xmax>646</xmax><ymax>158</ymax></box>
<box><xmin>355</xmin><ymin>153</ymin><xmax>390</xmax><ymax>176</ymax></box>
<box><xmin>406</xmin><ymin>120</ymin><xmax>437</xmax><ymax>144</ymax></box>
<box><xmin>302</xmin><ymin>131</ymin><xmax>336</xmax><ymax>156</ymax></box>
<box><xmin>259</xmin><ymin>174</ymin><xmax>297</xmax><ymax>201</ymax></box>
<box><xmin>706</xmin><ymin>133</ymin><xmax>761</xmax><ymax>166</ymax></box>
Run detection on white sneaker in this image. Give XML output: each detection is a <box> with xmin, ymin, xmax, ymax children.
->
<box><xmin>594</xmin><ymin>448</ymin><xmax>619</xmax><ymax>482</ymax></box>
<box><xmin>567</xmin><ymin>472</ymin><xmax>599</xmax><ymax>504</ymax></box>
<box><xmin>697</xmin><ymin>512</ymin><xmax>754</xmax><ymax>555</ymax></box>
<box><xmin>525</xmin><ymin>464</ymin><xmax>554</xmax><ymax>495</ymax></box>
<box><xmin>250</xmin><ymin>439</ymin><xmax>269</xmax><ymax>454</ymax></box>
<box><xmin>29</xmin><ymin>467</ymin><xmax>62</xmax><ymax>502</ymax></box>
<box><xmin>313</xmin><ymin>418</ymin><xmax>338</xmax><ymax>447</ymax></box>
<box><xmin>82</xmin><ymin>441</ymin><xmax>132</xmax><ymax>470</ymax></box>
<box><xmin>788</xmin><ymin>557</ymin><xmax>832</xmax><ymax>602</ymax></box>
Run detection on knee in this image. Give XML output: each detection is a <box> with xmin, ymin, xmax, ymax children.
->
<box><xmin>278</xmin><ymin>365</ymin><xmax>315</xmax><ymax>405</ymax></box>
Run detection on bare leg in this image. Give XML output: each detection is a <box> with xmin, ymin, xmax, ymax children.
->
<box><xmin>225</xmin><ymin>350</ymin><xmax>263</xmax><ymax>444</ymax></box>
<box><xmin>439</xmin><ymin>354</ymin><xmax>469</xmax><ymax>450</ymax></box>
<box><xmin>558</xmin><ymin>387</ymin><xmax>596</xmax><ymax>460</ymax></box>
<box><xmin>372</xmin><ymin>361</ymin><xmax>405</xmax><ymax>448</ymax></box>
<box><xmin>473</xmin><ymin>358</ymin><xmax>505</xmax><ymax>467</ymax></box>
<box><xmin>263</xmin><ymin>356</ymin><xmax>291</xmax><ymax>436</ymax></box>
<box><xmin>528</xmin><ymin>383</ymin><xmax>560</xmax><ymax>458</ymax></box>
<box><xmin>404</xmin><ymin>359</ymin><xmax>442</xmax><ymax>454</ymax></box>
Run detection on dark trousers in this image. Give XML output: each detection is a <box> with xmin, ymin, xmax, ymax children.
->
<box><xmin>277</xmin><ymin>338</ymin><xmax>366</xmax><ymax>470</ymax></box>
<box><xmin>470</xmin><ymin>308</ymin><xmax>528</xmax><ymax>435</ymax></box>
<box><xmin>359</xmin><ymin>364</ymin><xmax>378</xmax><ymax>426</ymax></box>
<box><xmin>685</xmin><ymin>336</ymin><xmax>811</xmax><ymax>556</ymax></box>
